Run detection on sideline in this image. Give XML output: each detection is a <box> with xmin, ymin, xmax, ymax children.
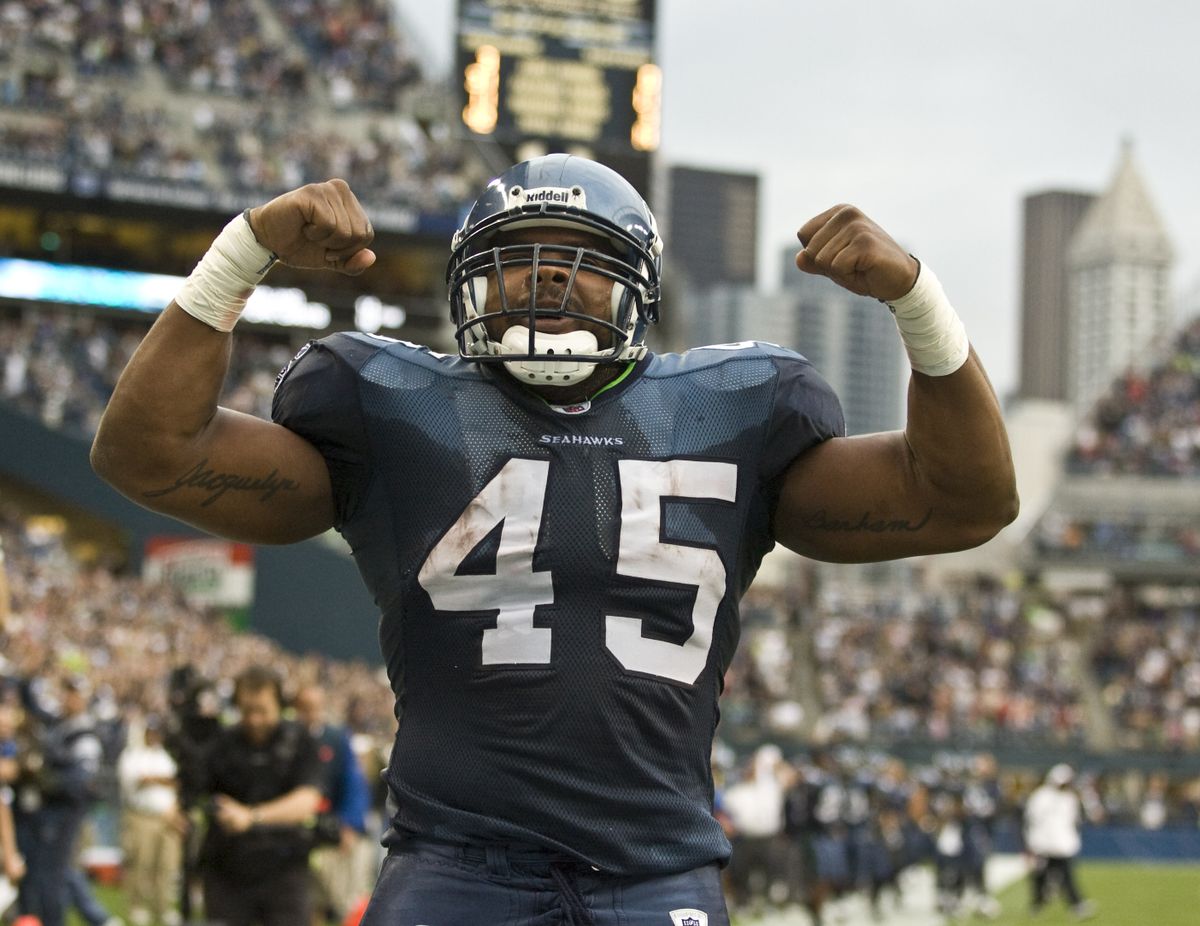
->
<box><xmin>732</xmin><ymin>854</ymin><xmax>1028</xmax><ymax>926</ymax></box>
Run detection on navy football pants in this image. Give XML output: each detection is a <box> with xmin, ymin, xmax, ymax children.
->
<box><xmin>360</xmin><ymin>838</ymin><xmax>730</xmax><ymax>926</ymax></box>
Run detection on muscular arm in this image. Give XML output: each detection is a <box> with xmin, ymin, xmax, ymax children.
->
<box><xmin>90</xmin><ymin>180</ymin><xmax>374</xmax><ymax>544</ymax></box>
<box><xmin>773</xmin><ymin>205</ymin><xmax>1018</xmax><ymax>562</ymax></box>
<box><xmin>91</xmin><ymin>304</ymin><xmax>335</xmax><ymax>544</ymax></box>
<box><xmin>776</xmin><ymin>347</ymin><xmax>1017</xmax><ymax>561</ymax></box>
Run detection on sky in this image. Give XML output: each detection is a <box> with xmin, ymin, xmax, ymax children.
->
<box><xmin>394</xmin><ymin>0</ymin><xmax>1200</xmax><ymax>400</ymax></box>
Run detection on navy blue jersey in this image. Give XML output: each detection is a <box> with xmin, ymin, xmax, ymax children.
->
<box><xmin>273</xmin><ymin>335</ymin><xmax>843</xmax><ymax>875</ymax></box>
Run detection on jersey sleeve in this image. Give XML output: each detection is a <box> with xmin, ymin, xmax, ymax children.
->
<box><xmin>271</xmin><ymin>333</ymin><xmax>379</xmax><ymax>527</ymax></box>
<box><xmin>761</xmin><ymin>351</ymin><xmax>846</xmax><ymax>488</ymax></box>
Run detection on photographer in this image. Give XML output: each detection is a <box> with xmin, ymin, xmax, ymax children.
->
<box><xmin>199</xmin><ymin>666</ymin><xmax>323</xmax><ymax>926</ymax></box>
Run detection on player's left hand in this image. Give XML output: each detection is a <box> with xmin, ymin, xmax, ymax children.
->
<box><xmin>795</xmin><ymin>205</ymin><xmax>919</xmax><ymax>301</ymax></box>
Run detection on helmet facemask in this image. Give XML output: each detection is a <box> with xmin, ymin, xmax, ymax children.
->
<box><xmin>450</xmin><ymin>234</ymin><xmax>656</xmax><ymax>387</ymax></box>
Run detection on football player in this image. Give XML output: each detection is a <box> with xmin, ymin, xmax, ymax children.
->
<box><xmin>92</xmin><ymin>155</ymin><xmax>1017</xmax><ymax>925</ymax></box>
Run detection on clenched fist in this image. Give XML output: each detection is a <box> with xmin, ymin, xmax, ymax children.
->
<box><xmin>795</xmin><ymin>205</ymin><xmax>918</xmax><ymax>302</ymax></box>
<box><xmin>246</xmin><ymin>179</ymin><xmax>376</xmax><ymax>276</ymax></box>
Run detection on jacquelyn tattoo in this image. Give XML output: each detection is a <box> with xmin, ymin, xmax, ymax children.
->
<box><xmin>802</xmin><ymin>508</ymin><xmax>933</xmax><ymax>533</ymax></box>
<box><xmin>144</xmin><ymin>459</ymin><xmax>300</xmax><ymax>507</ymax></box>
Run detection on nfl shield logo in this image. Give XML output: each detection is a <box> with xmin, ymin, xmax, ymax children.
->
<box><xmin>549</xmin><ymin>401</ymin><xmax>592</xmax><ymax>415</ymax></box>
<box><xmin>669</xmin><ymin>910</ymin><xmax>708</xmax><ymax>926</ymax></box>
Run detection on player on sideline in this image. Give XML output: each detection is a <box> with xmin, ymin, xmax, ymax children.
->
<box><xmin>91</xmin><ymin>155</ymin><xmax>1018</xmax><ymax>925</ymax></box>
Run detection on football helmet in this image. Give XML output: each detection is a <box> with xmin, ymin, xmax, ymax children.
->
<box><xmin>447</xmin><ymin>154</ymin><xmax>662</xmax><ymax>386</ymax></box>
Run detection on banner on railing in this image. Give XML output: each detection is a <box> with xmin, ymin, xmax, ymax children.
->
<box><xmin>143</xmin><ymin>537</ymin><xmax>255</xmax><ymax>609</ymax></box>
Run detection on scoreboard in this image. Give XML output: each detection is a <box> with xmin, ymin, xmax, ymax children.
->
<box><xmin>457</xmin><ymin>0</ymin><xmax>660</xmax><ymax>155</ymax></box>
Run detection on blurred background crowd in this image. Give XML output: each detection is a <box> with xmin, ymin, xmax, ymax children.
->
<box><xmin>3</xmin><ymin>496</ymin><xmax>1198</xmax><ymax>923</ymax></box>
<box><xmin>0</xmin><ymin>499</ymin><xmax>396</xmax><ymax>924</ymax></box>
<box><xmin>0</xmin><ymin>0</ymin><xmax>487</xmax><ymax>213</ymax></box>
<box><xmin>2</xmin><ymin>0</ymin><xmax>1200</xmax><ymax>923</ymax></box>
<box><xmin>2</xmin><ymin>290</ymin><xmax>1200</xmax><ymax>920</ymax></box>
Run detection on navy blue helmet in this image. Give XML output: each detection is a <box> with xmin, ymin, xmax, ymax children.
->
<box><xmin>447</xmin><ymin>154</ymin><xmax>663</xmax><ymax>386</ymax></box>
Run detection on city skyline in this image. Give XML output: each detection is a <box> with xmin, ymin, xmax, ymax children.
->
<box><xmin>396</xmin><ymin>0</ymin><xmax>1200</xmax><ymax>401</ymax></box>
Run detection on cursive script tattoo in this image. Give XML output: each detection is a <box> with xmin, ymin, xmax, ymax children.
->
<box><xmin>144</xmin><ymin>459</ymin><xmax>299</xmax><ymax>508</ymax></box>
<box><xmin>802</xmin><ymin>508</ymin><xmax>932</xmax><ymax>533</ymax></box>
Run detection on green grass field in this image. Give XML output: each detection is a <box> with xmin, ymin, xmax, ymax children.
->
<box><xmin>990</xmin><ymin>861</ymin><xmax>1200</xmax><ymax>926</ymax></box>
<box><xmin>64</xmin><ymin>860</ymin><xmax>1200</xmax><ymax>926</ymax></box>
<box><xmin>66</xmin><ymin>883</ymin><xmax>126</xmax><ymax>926</ymax></box>
<box><xmin>727</xmin><ymin>857</ymin><xmax>1200</xmax><ymax>926</ymax></box>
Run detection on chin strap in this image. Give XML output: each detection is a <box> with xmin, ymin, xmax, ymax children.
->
<box><xmin>499</xmin><ymin>326</ymin><xmax>601</xmax><ymax>386</ymax></box>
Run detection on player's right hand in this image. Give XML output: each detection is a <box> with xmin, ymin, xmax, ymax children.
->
<box><xmin>246</xmin><ymin>179</ymin><xmax>376</xmax><ymax>276</ymax></box>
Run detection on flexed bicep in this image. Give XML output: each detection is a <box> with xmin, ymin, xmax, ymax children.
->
<box><xmin>92</xmin><ymin>305</ymin><xmax>337</xmax><ymax>544</ymax></box>
<box><xmin>774</xmin><ymin>431</ymin><xmax>977</xmax><ymax>563</ymax></box>
<box><xmin>131</xmin><ymin>408</ymin><xmax>336</xmax><ymax>544</ymax></box>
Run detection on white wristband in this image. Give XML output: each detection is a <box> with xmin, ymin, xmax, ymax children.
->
<box><xmin>885</xmin><ymin>261</ymin><xmax>969</xmax><ymax>377</ymax></box>
<box><xmin>175</xmin><ymin>211</ymin><xmax>277</xmax><ymax>332</ymax></box>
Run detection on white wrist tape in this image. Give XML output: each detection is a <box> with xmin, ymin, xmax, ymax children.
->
<box><xmin>174</xmin><ymin>211</ymin><xmax>277</xmax><ymax>332</ymax></box>
<box><xmin>885</xmin><ymin>261</ymin><xmax>970</xmax><ymax>377</ymax></box>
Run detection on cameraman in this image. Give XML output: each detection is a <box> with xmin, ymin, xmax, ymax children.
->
<box><xmin>199</xmin><ymin>666</ymin><xmax>323</xmax><ymax>926</ymax></box>
<box><xmin>164</xmin><ymin>668</ymin><xmax>222</xmax><ymax>924</ymax></box>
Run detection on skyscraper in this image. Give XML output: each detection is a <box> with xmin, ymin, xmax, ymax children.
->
<box><xmin>665</xmin><ymin>166</ymin><xmax>759</xmax><ymax>290</ymax></box>
<box><xmin>782</xmin><ymin>249</ymin><xmax>906</xmax><ymax>436</ymax></box>
<box><xmin>1018</xmin><ymin>190</ymin><xmax>1096</xmax><ymax>401</ymax></box>
<box><xmin>1067</xmin><ymin>142</ymin><xmax>1174</xmax><ymax>413</ymax></box>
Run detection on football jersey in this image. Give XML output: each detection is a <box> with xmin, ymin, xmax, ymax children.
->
<box><xmin>272</xmin><ymin>334</ymin><xmax>844</xmax><ymax>875</ymax></box>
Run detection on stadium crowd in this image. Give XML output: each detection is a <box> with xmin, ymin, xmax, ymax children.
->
<box><xmin>5</xmin><ymin>489</ymin><xmax>1197</xmax><ymax>925</ymax></box>
<box><xmin>1091</xmin><ymin>595</ymin><xmax>1200</xmax><ymax>752</ymax></box>
<box><xmin>0</xmin><ymin>503</ymin><xmax>394</xmax><ymax>924</ymax></box>
<box><xmin>200</xmin><ymin>102</ymin><xmax>486</xmax><ymax>214</ymax></box>
<box><xmin>1</xmin><ymin>304</ymin><xmax>301</xmax><ymax>436</ymax></box>
<box><xmin>1</xmin><ymin>0</ymin><xmax>419</xmax><ymax>107</ymax></box>
<box><xmin>807</xmin><ymin>585</ymin><xmax>1084</xmax><ymax>748</ymax></box>
<box><xmin>4</xmin><ymin>308</ymin><xmax>1200</xmax><ymax>922</ymax></box>
<box><xmin>0</xmin><ymin>88</ymin><xmax>484</xmax><ymax>214</ymax></box>
<box><xmin>0</xmin><ymin>510</ymin><xmax>396</xmax><ymax>742</ymax></box>
<box><xmin>1067</xmin><ymin>316</ymin><xmax>1200</xmax><ymax>476</ymax></box>
<box><xmin>273</xmin><ymin>0</ymin><xmax>423</xmax><ymax>110</ymax></box>
<box><xmin>723</xmin><ymin>597</ymin><xmax>1200</xmax><ymax>800</ymax></box>
<box><xmin>0</xmin><ymin>0</ymin><xmax>486</xmax><ymax>212</ymax></box>
<box><xmin>5</xmin><ymin>303</ymin><xmax>1200</xmax><ymax>758</ymax></box>
<box><xmin>723</xmin><ymin>581</ymin><xmax>1086</xmax><ymax>750</ymax></box>
<box><xmin>4</xmin><ymin>4</ymin><xmax>1199</xmax><ymax>923</ymax></box>
<box><xmin>1035</xmin><ymin>513</ymin><xmax>1200</xmax><ymax>563</ymax></box>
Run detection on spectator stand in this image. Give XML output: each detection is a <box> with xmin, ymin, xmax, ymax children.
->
<box><xmin>0</xmin><ymin>0</ymin><xmax>492</xmax><ymax>231</ymax></box>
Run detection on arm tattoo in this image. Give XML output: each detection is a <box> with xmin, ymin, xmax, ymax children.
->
<box><xmin>802</xmin><ymin>508</ymin><xmax>932</xmax><ymax>533</ymax></box>
<box><xmin>144</xmin><ymin>459</ymin><xmax>300</xmax><ymax>507</ymax></box>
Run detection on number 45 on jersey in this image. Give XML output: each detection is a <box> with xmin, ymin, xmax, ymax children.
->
<box><xmin>418</xmin><ymin>457</ymin><xmax>738</xmax><ymax>685</ymax></box>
